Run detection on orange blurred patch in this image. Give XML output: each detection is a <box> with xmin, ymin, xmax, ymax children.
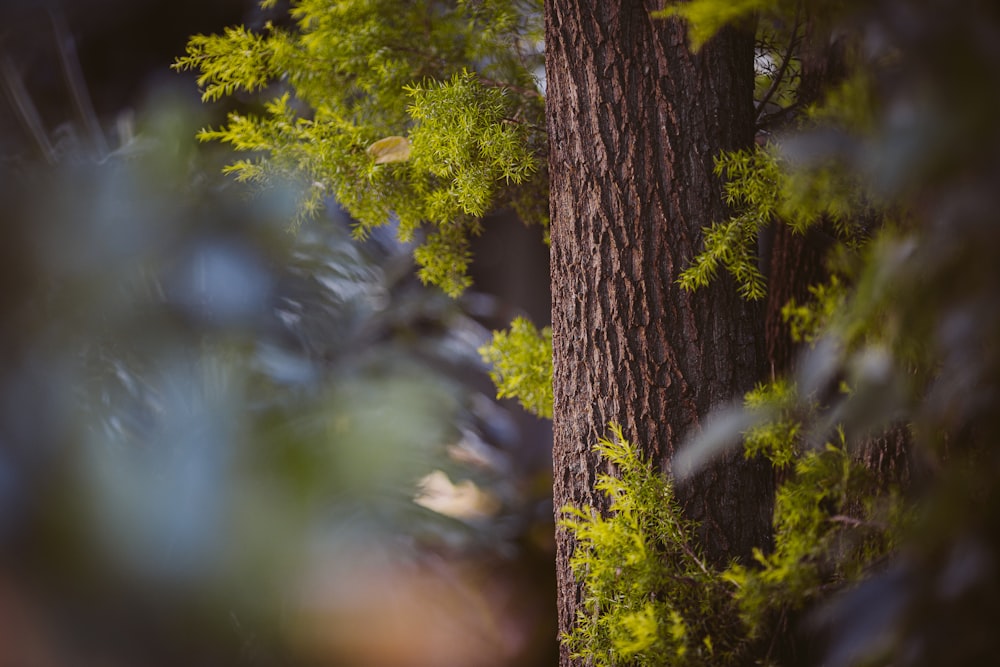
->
<box><xmin>288</xmin><ymin>550</ymin><xmax>530</xmax><ymax>667</ymax></box>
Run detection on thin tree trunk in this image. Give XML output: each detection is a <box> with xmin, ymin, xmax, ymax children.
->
<box><xmin>761</xmin><ymin>9</ymin><xmax>846</xmax><ymax>376</ymax></box>
<box><xmin>763</xmin><ymin>223</ymin><xmax>834</xmax><ymax>375</ymax></box>
<box><xmin>545</xmin><ymin>3</ymin><xmax>772</xmax><ymax>663</ymax></box>
<box><xmin>764</xmin><ymin>13</ymin><xmax>913</xmax><ymax>491</ymax></box>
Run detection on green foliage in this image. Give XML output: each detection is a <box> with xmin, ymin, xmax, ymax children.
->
<box><xmin>726</xmin><ymin>432</ymin><xmax>903</xmax><ymax>642</ymax></box>
<box><xmin>678</xmin><ymin>147</ymin><xmax>780</xmax><ymax>300</ymax></box>
<box><xmin>776</xmin><ymin>159</ymin><xmax>877</xmax><ymax>239</ymax></box>
<box><xmin>677</xmin><ymin>12</ymin><xmax>881</xmax><ymax>303</ymax></box>
<box><xmin>178</xmin><ymin>26</ymin><xmax>276</xmax><ymax>102</ymax></box>
<box><xmin>653</xmin><ymin>0</ymin><xmax>782</xmax><ymax>51</ymax></box>
<box><xmin>407</xmin><ymin>70</ymin><xmax>537</xmax><ymax>218</ymax></box>
<box><xmin>564</xmin><ymin>417</ymin><xmax>903</xmax><ymax>666</ymax></box>
<box><xmin>478</xmin><ymin>316</ymin><xmax>553</xmax><ymax>419</ymax></box>
<box><xmin>679</xmin><ymin>133</ymin><xmax>876</xmax><ymax>301</ymax></box>
<box><xmin>174</xmin><ymin>0</ymin><xmax>546</xmax><ymax>296</ymax></box>
<box><xmin>742</xmin><ymin>379</ymin><xmax>802</xmax><ymax>468</ymax></box>
<box><xmin>0</xmin><ymin>83</ymin><xmax>560</xmax><ymax>664</ymax></box>
<box><xmin>560</xmin><ymin>424</ymin><xmax>745</xmax><ymax>666</ymax></box>
<box><xmin>806</xmin><ymin>73</ymin><xmax>878</xmax><ymax>134</ymax></box>
<box><xmin>781</xmin><ymin>275</ymin><xmax>847</xmax><ymax>343</ymax></box>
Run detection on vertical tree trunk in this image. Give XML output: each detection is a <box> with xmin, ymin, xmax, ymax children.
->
<box><xmin>545</xmin><ymin>3</ymin><xmax>772</xmax><ymax>663</ymax></box>
<box><xmin>763</xmin><ymin>14</ymin><xmax>912</xmax><ymax>491</ymax></box>
<box><xmin>763</xmin><ymin>224</ymin><xmax>834</xmax><ymax>374</ymax></box>
<box><xmin>762</xmin><ymin>10</ymin><xmax>846</xmax><ymax>376</ymax></box>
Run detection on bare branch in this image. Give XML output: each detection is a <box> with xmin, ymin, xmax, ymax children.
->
<box><xmin>755</xmin><ymin>7</ymin><xmax>802</xmax><ymax>125</ymax></box>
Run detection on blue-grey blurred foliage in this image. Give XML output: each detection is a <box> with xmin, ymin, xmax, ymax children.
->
<box><xmin>0</xmin><ymin>15</ymin><xmax>554</xmax><ymax>662</ymax></box>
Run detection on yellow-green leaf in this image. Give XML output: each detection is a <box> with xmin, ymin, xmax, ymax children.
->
<box><xmin>366</xmin><ymin>135</ymin><xmax>411</xmax><ymax>164</ymax></box>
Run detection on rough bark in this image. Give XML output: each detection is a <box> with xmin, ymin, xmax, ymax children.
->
<box><xmin>545</xmin><ymin>3</ymin><xmax>772</xmax><ymax>663</ymax></box>
<box><xmin>762</xmin><ymin>223</ymin><xmax>834</xmax><ymax>375</ymax></box>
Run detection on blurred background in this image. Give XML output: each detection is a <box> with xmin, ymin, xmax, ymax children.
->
<box><xmin>0</xmin><ymin>1</ymin><xmax>555</xmax><ymax>665</ymax></box>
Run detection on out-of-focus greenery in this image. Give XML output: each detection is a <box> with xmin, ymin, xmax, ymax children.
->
<box><xmin>0</xmin><ymin>81</ymin><xmax>554</xmax><ymax>664</ymax></box>
<box><xmin>172</xmin><ymin>0</ymin><xmax>552</xmax><ymax>421</ymax></box>
<box><xmin>671</xmin><ymin>1</ymin><xmax>1000</xmax><ymax>665</ymax></box>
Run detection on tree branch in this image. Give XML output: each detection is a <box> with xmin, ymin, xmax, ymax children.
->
<box><xmin>829</xmin><ymin>514</ymin><xmax>889</xmax><ymax>531</ymax></box>
<box><xmin>755</xmin><ymin>7</ymin><xmax>802</xmax><ymax>124</ymax></box>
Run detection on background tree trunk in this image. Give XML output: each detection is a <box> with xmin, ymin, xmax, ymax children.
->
<box><xmin>545</xmin><ymin>3</ymin><xmax>772</xmax><ymax>663</ymax></box>
<box><xmin>761</xmin><ymin>10</ymin><xmax>846</xmax><ymax>376</ymax></box>
<box><xmin>763</xmin><ymin>14</ymin><xmax>912</xmax><ymax>492</ymax></box>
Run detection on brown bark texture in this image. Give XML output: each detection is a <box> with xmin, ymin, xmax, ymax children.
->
<box><xmin>761</xmin><ymin>10</ymin><xmax>846</xmax><ymax>375</ymax></box>
<box><xmin>762</xmin><ymin>223</ymin><xmax>834</xmax><ymax>374</ymax></box>
<box><xmin>545</xmin><ymin>3</ymin><xmax>773</xmax><ymax>663</ymax></box>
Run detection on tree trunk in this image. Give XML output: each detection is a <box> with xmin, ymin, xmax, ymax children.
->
<box><xmin>761</xmin><ymin>9</ymin><xmax>846</xmax><ymax>376</ymax></box>
<box><xmin>762</xmin><ymin>223</ymin><xmax>834</xmax><ymax>375</ymax></box>
<box><xmin>545</xmin><ymin>3</ymin><xmax>772</xmax><ymax>663</ymax></box>
<box><xmin>762</xmin><ymin>13</ymin><xmax>913</xmax><ymax>492</ymax></box>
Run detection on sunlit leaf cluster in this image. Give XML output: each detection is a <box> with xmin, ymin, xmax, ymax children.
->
<box><xmin>679</xmin><ymin>130</ymin><xmax>874</xmax><ymax>301</ymax></box>
<box><xmin>678</xmin><ymin>147</ymin><xmax>781</xmax><ymax>300</ymax></box>
<box><xmin>741</xmin><ymin>379</ymin><xmax>802</xmax><ymax>468</ymax></box>
<box><xmin>478</xmin><ymin>316</ymin><xmax>553</xmax><ymax>419</ymax></box>
<box><xmin>174</xmin><ymin>0</ymin><xmax>546</xmax><ymax>297</ymax></box>
<box><xmin>562</xmin><ymin>407</ymin><xmax>904</xmax><ymax>665</ymax></box>
<box><xmin>560</xmin><ymin>424</ymin><xmax>744</xmax><ymax>667</ymax></box>
<box><xmin>725</xmin><ymin>432</ymin><xmax>905</xmax><ymax>643</ymax></box>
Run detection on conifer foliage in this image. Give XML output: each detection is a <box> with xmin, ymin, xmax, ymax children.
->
<box><xmin>174</xmin><ymin>0</ymin><xmax>546</xmax><ymax>297</ymax></box>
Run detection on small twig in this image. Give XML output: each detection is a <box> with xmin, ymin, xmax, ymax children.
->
<box><xmin>757</xmin><ymin>101</ymin><xmax>806</xmax><ymax>131</ymax></box>
<box><xmin>764</xmin><ymin>607</ymin><xmax>787</xmax><ymax>663</ymax></box>
<box><xmin>755</xmin><ymin>6</ymin><xmax>802</xmax><ymax>123</ymax></box>
<box><xmin>1</xmin><ymin>56</ymin><xmax>56</xmax><ymax>163</ymax></box>
<box><xmin>828</xmin><ymin>514</ymin><xmax>889</xmax><ymax>531</ymax></box>
<box><xmin>678</xmin><ymin>539</ymin><xmax>713</xmax><ymax>578</ymax></box>
<box><xmin>478</xmin><ymin>75</ymin><xmax>542</xmax><ymax>99</ymax></box>
<box><xmin>50</xmin><ymin>10</ymin><xmax>108</xmax><ymax>157</ymax></box>
<box><xmin>501</xmin><ymin>115</ymin><xmax>545</xmax><ymax>134</ymax></box>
